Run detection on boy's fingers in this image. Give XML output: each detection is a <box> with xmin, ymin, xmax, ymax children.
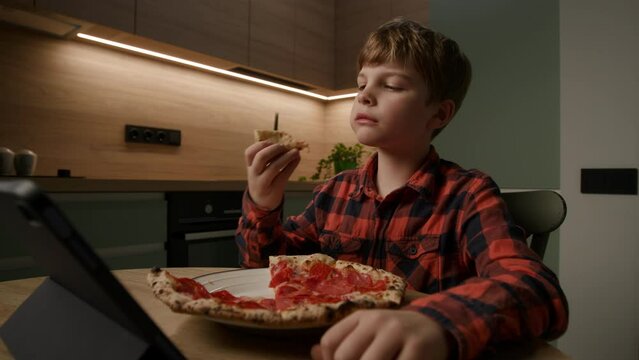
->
<box><xmin>360</xmin><ymin>323</ymin><xmax>403</xmax><ymax>360</ymax></box>
<box><xmin>310</xmin><ymin>344</ymin><xmax>323</xmax><ymax>360</ymax></box>
<box><xmin>395</xmin><ymin>341</ymin><xmax>423</xmax><ymax>360</ymax></box>
<box><xmin>247</xmin><ymin>150</ymin><xmax>299</xmax><ymax>210</ymax></box>
<box><xmin>272</xmin><ymin>152</ymin><xmax>300</xmax><ymax>184</ymax></box>
<box><xmin>244</xmin><ymin>141</ymin><xmax>272</xmax><ymax>167</ymax></box>
<box><xmin>259</xmin><ymin>149</ymin><xmax>300</xmax><ymax>186</ymax></box>
<box><xmin>271</xmin><ymin>149</ymin><xmax>300</xmax><ymax>173</ymax></box>
<box><xmin>251</xmin><ymin>144</ymin><xmax>290</xmax><ymax>175</ymax></box>
<box><xmin>333</xmin><ymin>322</ymin><xmax>376</xmax><ymax>360</ymax></box>
<box><xmin>319</xmin><ymin>312</ymin><xmax>361</xmax><ymax>360</ymax></box>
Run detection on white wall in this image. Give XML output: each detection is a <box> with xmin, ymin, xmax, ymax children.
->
<box><xmin>559</xmin><ymin>1</ymin><xmax>639</xmax><ymax>359</ymax></box>
<box><xmin>430</xmin><ymin>0</ymin><xmax>559</xmax><ymax>190</ymax></box>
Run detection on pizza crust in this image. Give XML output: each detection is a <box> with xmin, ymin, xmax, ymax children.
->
<box><xmin>254</xmin><ymin>130</ymin><xmax>309</xmax><ymax>151</ymax></box>
<box><xmin>147</xmin><ymin>267</ymin><xmax>195</xmax><ymax>311</ymax></box>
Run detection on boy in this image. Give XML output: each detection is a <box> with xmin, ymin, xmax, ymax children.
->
<box><xmin>237</xmin><ymin>18</ymin><xmax>568</xmax><ymax>360</ymax></box>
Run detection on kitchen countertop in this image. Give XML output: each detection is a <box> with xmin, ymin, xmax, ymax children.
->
<box><xmin>0</xmin><ymin>177</ymin><xmax>322</xmax><ymax>193</ymax></box>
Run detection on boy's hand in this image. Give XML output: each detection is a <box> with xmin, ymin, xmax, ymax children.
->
<box><xmin>245</xmin><ymin>141</ymin><xmax>301</xmax><ymax>210</ymax></box>
<box><xmin>311</xmin><ymin>310</ymin><xmax>449</xmax><ymax>360</ymax></box>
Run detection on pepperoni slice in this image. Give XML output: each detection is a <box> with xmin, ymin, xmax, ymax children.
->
<box><xmin>236</xmin><ymin>298</ymin><xmax>269</xmax><ymax>309</ymax></box>
<box><xmin>309</xmin><ymin>262</ymin><xmax>334</xmax><ymax>280</ymax></box>
<box><xmin>210</xmin><ymin>290</ymin><xmax>236</xmax><ymax>301</ymax></box>
<box><xmin>345</xmin><ymin>267</ymin><xmax>371</xmax><ymax>287</ymax></box>
<box><xmin>275</xmin><ymin>296</ymin><xmax>296</xmax><ymax>311</ymax></box>
<box><xmin>171</xmin><ymin>275</ymin><xmax>212</xmax><ymax>300</ymax></box>
<box><xmin>269</xmin><ymin>261</ymin><xmax>294</xmax><ymax>287</ymax></box>
<box><xmin>275</xmin><ymin>283</ymin><xmax>304</xmax><ymax>297</ymax></box>
<box><xmin>259</xmin><ymin>298</ymin><xmax>277</xmax><ymax>309</ymax></box>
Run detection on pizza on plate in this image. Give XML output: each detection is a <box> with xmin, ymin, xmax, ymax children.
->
<box><xmin>147</xmin><ymin>253</ymin><xmax>406</xmax><ymax>328</ymax></box>
<box><xmin>254</xmin><ymin>130</ymin><xmax>309</xmax><ymax>151</ymax></box>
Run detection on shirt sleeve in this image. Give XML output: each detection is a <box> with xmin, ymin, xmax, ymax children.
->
<box><xmin>235</xmin><ymin>188</ymin><xmax>322</xmax><ymax>268</ymax></box>
<box><xmin>403</xmin><ymin>177</ymin><xmax>569</xmax><ymax>360</ymax></box>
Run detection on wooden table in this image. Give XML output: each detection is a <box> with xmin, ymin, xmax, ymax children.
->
<box><xmin>0</xmin><ymin>268</ymin><xmax>571</xmax><ymax>359</ymax></box>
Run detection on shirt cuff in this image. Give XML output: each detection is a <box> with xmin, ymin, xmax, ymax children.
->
<box><xmin>403</xmin><ymin>304</ymin><xmax>464</xmax><ymax>360</ymax></box>
<box><xmin>242</xmin><ymin>190</ymin><xmax>283</xmax><ymax>220</ymax></box>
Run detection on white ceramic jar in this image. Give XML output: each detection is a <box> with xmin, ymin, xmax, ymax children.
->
<box><xmin>0</xmin><ymin>147</ymin><xmax>14</xmax><ymax>176</ymax></box>
<box><xmin>14</xmin><ymin>149</ymin><xmax>37</xmax><ymax>176</ymax></box>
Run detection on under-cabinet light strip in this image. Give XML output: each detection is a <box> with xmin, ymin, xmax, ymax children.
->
<box><xmin>76</xmin><ymin>33</ymin><xmax>357</xmax><ymax>102</ymax></box>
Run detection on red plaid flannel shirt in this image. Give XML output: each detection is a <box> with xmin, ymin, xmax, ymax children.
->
<box><xmin>236</xmin><ymin>146</ymin><xmax>568</xmax><ymax>360</ymax></box>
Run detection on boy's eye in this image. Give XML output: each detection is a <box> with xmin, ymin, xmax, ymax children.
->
<box><xmin>357</xmin><ymin>84</ymin><xmax>366</xmax><ymax>91</ymax></box>
<box><xmin>385</xmin><ymin>85</ymin><xmax>402</xmax><ymax>91</ymax></box>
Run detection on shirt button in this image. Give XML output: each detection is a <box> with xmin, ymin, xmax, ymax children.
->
<box><xmin>408</xmin><ymin>246</ymin><xmax>417</xmax><ymax>255</ymax></box>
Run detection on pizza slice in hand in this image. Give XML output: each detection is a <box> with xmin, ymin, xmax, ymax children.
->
<box><xmin>254</xmin><ymin>130</ymin><xmax>309</xmax><ymax>151</ymax></box>
<box><xmin>147</xmin><ymin>254</ymin><xmax>407</xmax><ymax>328</ymax></box>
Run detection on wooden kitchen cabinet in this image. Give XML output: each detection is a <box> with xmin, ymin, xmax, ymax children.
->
<box><xmin>35</xmin><ymin>0</ymin><xmax>135</xmax><ymax>33</ymax></box>
<box><xmin>335</xmin><ymin>0</ymin><xmax>389</xmax><ymax>89</ymax></box>
<box><xmin>294</xmin><ymin>0</ymin><xmax>334</xmax><ymax>89</ymax></box>
<box><xmin>0</xmin><ymin>0</ymin><xmax>33</xmax><ymax>10</ymax></box>
<box><xmin>136</xmin><ymin>0</ymin><xmax>332</xmax><ymax>89</ymax></box>
<box><xmin>391</xmin><ymin>0</ymin><xmax>428</xmax><ymax>25</ymax></box>
<box><xmin>249</xmin><ymin>0</ymin><xmax>296</xmax><ymax>79</ymax></box>
<box><xmin>250</xmin><ymin>0</ymin><xmax>335</xmax><ymax>89</ymax></box>
<box><xmin>136</xmin><ymin>0</ymin><xmax>250</xmax><ymax>66</ymax></box>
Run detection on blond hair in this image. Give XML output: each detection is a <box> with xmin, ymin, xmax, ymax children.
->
<box><xmin>358</xmin><ymin>18</ymin><xmax>472</xmax><ymax>136</ymax></box>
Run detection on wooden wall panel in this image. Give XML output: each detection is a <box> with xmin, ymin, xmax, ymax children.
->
<box><xmin>0</xmin><ymin>24</ymin><xmax>331</xmax><ymax>181</ymax></box>
<box><xmin>324</xmin><ymin>99</ymin><xmax>357</xmax><ymax>146</ymax></box>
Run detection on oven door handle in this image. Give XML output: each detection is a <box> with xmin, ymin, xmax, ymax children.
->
<box><xmin>178</xmin><ymin>217</ymin><xmax>238</xmax><ymax>224</ymax></box>
<box><xmin>184</xmin><ymin>230</ymin><xmax>236</xmax><ymax>242</ymax></box>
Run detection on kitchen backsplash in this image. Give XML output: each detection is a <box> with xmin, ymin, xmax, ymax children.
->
<box><xmin>0</xmin><ymin>24</ymin><xmax>357</xmax><ymax>180</ymax></box>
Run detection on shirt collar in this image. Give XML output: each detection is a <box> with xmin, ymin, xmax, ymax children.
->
<box><xmin>349</xmin><ymin>146</ymin><xmax>441</xmax><ymax>200</ymax></box>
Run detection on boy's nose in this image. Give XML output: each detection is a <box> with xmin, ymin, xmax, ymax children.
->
<box><xmin>357</xmin><ymin>89</ymin><xmax>375</xmax><ymax>105</ymax></box>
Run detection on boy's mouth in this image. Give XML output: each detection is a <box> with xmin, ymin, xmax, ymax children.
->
<box><xmin>354</xmin><ymin>113</ymin><xmax>378</xmax><ymax>124</ymax></box>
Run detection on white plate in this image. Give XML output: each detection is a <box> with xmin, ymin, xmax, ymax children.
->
<box><xmin>194</xmin><ymin>268</ymin><xmax>274</xmax><ymax>298</ymax></box>
<box><xmin>193</xmin><ymin>268</ymin><xmax>328</xmax><ymax>332</ymax></box>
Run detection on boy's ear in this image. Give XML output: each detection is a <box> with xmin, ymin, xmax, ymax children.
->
<box><xmin>429</xmin><ymin>99</ymin><xmax>456</xmax><ymax>130</ymax></box>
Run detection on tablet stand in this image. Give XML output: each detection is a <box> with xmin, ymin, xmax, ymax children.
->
<box><xmin>0</xmin><ymin>277</ymin><xmax>148</xmax><ymax>359</ymax></box>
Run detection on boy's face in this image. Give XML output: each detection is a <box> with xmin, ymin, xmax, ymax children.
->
<box><xmin>350</xmin><ymin>62</ymin><xmax>443</xmax><ymax>154</ymax></box>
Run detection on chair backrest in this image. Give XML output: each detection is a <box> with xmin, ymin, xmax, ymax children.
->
<box><xmin>500</xmin><ymin>190</ymin><xmax>567</xmax><ymax>259</ymax></box>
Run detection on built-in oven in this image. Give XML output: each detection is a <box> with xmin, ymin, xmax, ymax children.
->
<box><xmin>165</xmin><ymin>191</ymin><xmax>243</xmax><ymax>267</ymax></box>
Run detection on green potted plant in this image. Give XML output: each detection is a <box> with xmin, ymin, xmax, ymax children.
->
<box><xmin>311</xmin><ymin>143</ymin><xmax>367</xmax><ymax>180</ymax></box>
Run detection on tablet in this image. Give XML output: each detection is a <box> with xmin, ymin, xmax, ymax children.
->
<box><xmin>0</xmin><ymin>180</ymin><xmax>184</xmax><ymax>359</ymax></box>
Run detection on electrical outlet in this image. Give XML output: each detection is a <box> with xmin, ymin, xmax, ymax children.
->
<box><xmin>125</xmin><ymin>125</ymin><xmax>181</xmax><ymax>146</ymax></box>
